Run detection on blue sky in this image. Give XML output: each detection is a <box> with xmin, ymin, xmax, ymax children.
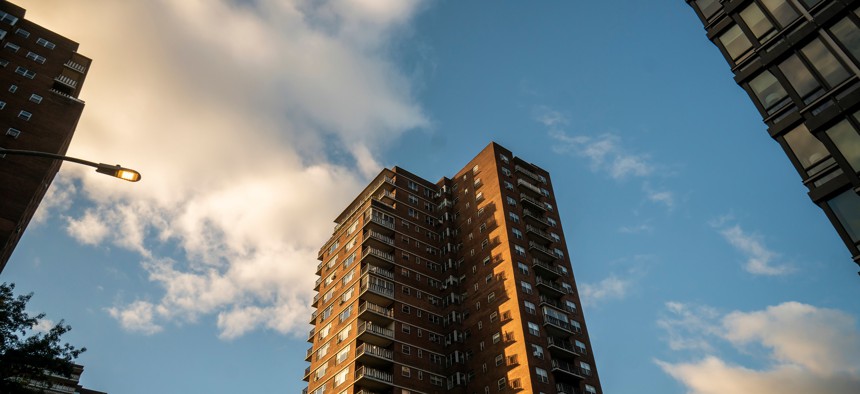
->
<box><xmin>3</xmin><ymin>1</ymin><xmax>860</xmax><ymax>393</ymax></box>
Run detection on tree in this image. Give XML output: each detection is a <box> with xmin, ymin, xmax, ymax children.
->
<box><xmin>0</xmin><ymin>282</ymin><xmax>85</xmax><ymax>393</ymax></box>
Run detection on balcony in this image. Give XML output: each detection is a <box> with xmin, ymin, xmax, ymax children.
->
<box><xmin>377</xmin><ymin>189</ymin><xmax>396</xmax><ymax>206</ymax></box>
<box><xmin>556</xmin><ymin>383</ymin><xmax>579</xmax><ymax>394</ymax></box>
<box><xmin>360</xmin><ymin>277</ymin><xmax>395</xmax><ymax>306</ymax></box>
<box><xmin>357</xmin><ymin>321</ymin><xmax>394</xmax><ymax>346</ymax></box>
<box><xmin>307</xmin><ymin>327</ymin><xmax>315</xmax><ymax>342</ymax></box>
<box><xmin>362</xmin><ymin>247</ymin><xmax>395</xmax><ymax>269</ymax></box>
<box><xmin>551</xmin><ymin>359</ymin><xmax>587</xmax><ymax>380</ymax></box>
<box><xmin>356</xmin><ymin>343</ymin><xmax>394</xmax><ymax>366</ymax></box>
<box><xmin>54</xmin><ymin>74</ymin><xmax>78</xmax><ymax>89</ymax></box>
<box><xmin>365</xmin><ymin>230</ymin><xmax>395</xmax><ymax>251</ymax></box>
<box><xmin>517</xmin><ymin>178</ymin><xmax>543</xmax><ymax>196</ymax></box>
<box><xmin>547</xmin><ymin>336</ymin><xmax>584</xmax><ymax>359</ymax></box>
<box><xmin>355</xmin><ymin>390</ymin><xmax>382</xmax><ymax>394</ymax></box>
<box><xmin>514</xmin><ymin>164</ymin><xmax>543</xmax><ymax>182</ymax></box>
<box><xmin>309</xmin><ymin>310</ymin><xmax>318</xmax><ymax>324</ymax></box>
<box><xmin>305</xmin><ymin>346</ymin><xmax>313</xmax><ymax>362</ymax></box>
<box><xmin>535</xmin><ymin>276</ymin><xmax>567</xmax><ymax>297</ymax></box>
<box><xmin>526</xmin><ymin>224</ymin><xmax>554</xmax><ymax>244</ymax></box>
<box><xmin>361</xmin><ymin>264</ymin><xmax>395</xmax><ymax>280</ymax></box>
<box><xmin>543</xmin><ymin>315</ymin><xmax>575</xmax><ymax>336</ymax></box>
<box><xmin>368</xmin><ymin>215</ymin><xmax>395</xmax><ymax>231</ymax></box>
<box><xmin>529</xmin><ymin>241</ymin><xmax>557</xmax><ymax>260</ymax></box>
<box><xmin>303</xmin><ymin>366</ymin><xmax>311</xmax><ymax>382</ymax></box>
<box><xmin>358</xmin><ymin>301</ymin><xmax>394</xmax><ymax>325</ymax></box>
<box><xmin>312</xmin><ymin>293</ymin><xmax>320</xmax><ymax>308</ymax></box>
<box><xmin>355</xmin><ymin>365</ymin><xmax>394</xmax><ymax>390</ymax></box>
<box><xmin>520</xmin><ymin>192</ymin><xmax>546</xmax><ymax>212</ymax></box>
<box><xmin>523</xmin><ymin>209</ymin><xmax>551</xmax><ymax>228</ymax></box>
<box><xmin>532</xmin><ymin>258</ymin><xmax>562</xmax><ymax>279</ymax></box>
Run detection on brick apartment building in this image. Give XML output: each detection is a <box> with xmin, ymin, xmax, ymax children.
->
<box><xmin>304</xmin><ymin>143</ymin><xmax>602</xmax><ymax>394</ymax></box>
<box><xmin>0</xmin><ymin>0</ymin><xmax>90</xmax><ymax>272</ymax></box>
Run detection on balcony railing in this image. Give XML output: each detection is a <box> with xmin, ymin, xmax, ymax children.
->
<box><xmin>544</xmin><ymin>315</ymin><xmax>574</xmax><ymax>333</ymax></box>
<box><xmin>361</xmin><ymin>281</ymin><xmax>394</xmax><ymax>298</ymax></box>
<box><xmin>367</xmin><ymin>230</ymin><xmax>395</xmax><ymax>246</ymax></box>
<box><xmin>517</xmin><ymin>178</ymin><xmax>542</xmax><ymax>194</ymax></box>
<box><xmin>54</xmin><ymin>74</ymin><xmax>78</xmax><ymax>88</ymax></box>
<box><xmin>307</xmin><ymin>327</ymin><xmax>315</xmax><ymax>341</ymax></box>
<box><xmin>370</xmin><ymin>215</ymin><xmax>395</xmax><ymax>230</ymax></box>
<box><xmin>365</xmin><ymin>247</ymin><xmax>394</xmax><ymax>263</ymax></box>
<box><xmin>523</xmin><ymin>209</ymin><xmax>551</xmax><ymax>228</ymax></box>
<box><xmin>547</xmin><ymin>336</ymin><xmax>585</xmax><ymax>356</ymax></box>
<box><xmin>362</xmin><ymin>265</ymin><xmax>394</xmax><ymax>280</ymax></box>
<box><xmin>529</xmin><ymin>241</ymin><xmax>557</xmax><ymax>258</ymax></box>
<box><xmin>357</xmin><ymin>343</ymin><xmax>394</xmax><ymax>361</ymax></box>
<box><xmin>355</xmin><ymin>366</ymin><xmax>393</xmax><ymax>383</ymax></box>
<box><xmin>358</xmin><ymin>321</ymin><xmax>395</xmax><ymax>339</ymax></box>
<box><xmin>515</xmin><ymin>164</ymin><xmax>542</xmax><ymax>183</ymax></box>
<box><xmin>64</xmin><ymin>60</ymin><xmax>87</xmax><ymax>73</ymax></box>
<box><xmin>520</xmin><ymin>193</ymin><xmax>546</xmax><ymax>209</ymax></box>
<box><xmin>532</xmin><ymin>258</ymin><xmax>561</xmax><ymax>276</ymax></box>
<box><xmin>360</xmin><ymin>301</ymin><xmax>394</xmax><ymax>317</ymax></box>
<box><xmin>556</xmin><ymin>383</ymin><xmax>578</xmax><ymax>394</ymax></box>
<box><xmin>551</xmin><ymin>359</ymin><xmax>588</xmax><ymax>378</ymax></box>
<box><xmin>535</xmin><ymin>276</ymin><xmax>569</xmax><ymax>294</ymax></box>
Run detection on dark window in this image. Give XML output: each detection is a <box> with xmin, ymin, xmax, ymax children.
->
<box><xmin>778</xmin><ymin>55</ymin><xmax>822</xmax><ymax>103</ymax></box>
<box><xmin>740</xmin><ymin>3</ymin><xmax>776</xmax><ymax>42</ymax></box>
<box><xmin>799</xmin><ymin>0</ymin><xmax>824</xmax><ymax>10</ymax></box>
<box><xmin>829</xmin><ymin>190</ymin><xmax>860</xmax><ymax>243</ymax></box>
<box><xmin>830</xmin><ymin>15</ymin><xmax>860</xmax><ymax>65</ymax></box>
<box><xmin>827</xmin><ymin>118</ymin><xmax>860</xmax><ymax>173</ymax></box>
<box><xmin>783</xmin><ymin>124</ymin><xmax>833</xmax><ymax>177</ymax></box>
<box><xmin>719</xmin><ymin>24</ymin><xmax>753</xmax><ymax>61</ymax></box>
<box><xmin>696</xmin><ymin>0</ymin><xmax>721</xmax><ymax>20</ymax></box>
<box><xmin>760</xmin><ymin>0</ymin><xmax>799</xmax><ymax>27</ymax></box>
<box><xmin>801</xmin><ymin>39</ymin><xmax>850</xmax><ymax>88</ymax></box>
<box><xmin>750</xmin><ymin>71</ymin><xmax>790</xmax><ymax>114</ymax></box>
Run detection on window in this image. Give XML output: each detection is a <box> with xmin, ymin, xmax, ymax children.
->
<box><xmin>492</xmin><ymin>332</ymin><xmax>501</xmax><ymax>343</ymax></box>
<box><xmin>338</xmin><ymin>305</ymin><xmax>352</xmax><ymax>322</ymax></box>
<box><xmin>503</xmin><ymin>181</ymin><xmax>513</xmax><ymax>190</ymax></box>
<box><xmin>335</xmin><ymin>346</ymin><xmax>350</xmax><ymax>364</ymax></box>
<box><xmin>347</xmin><ymin>220</ymin><xmax>358</xmax><ymax>235</ymax></box>
<box><xmin>402</xmin><ymin>324</ymin><xmax>411</xmax><ymax>334</ymax></box>
<box><xmin>749</xmin><ymin>70</ymin><xmax>789</xmax><ymax>115</ymax></box>
<box><xmin>517</xmin><ymin>261</ymin><xmax>529</xmax><ymax>275</ymax></box>
<box><xmin>528</xmin><ymin>322</ymin><xmax>540</xmax><ymax>336</ymax></box>
<box><xmin>495</xmin><ymin>354</ymin><xmax>504</xmax><ymax>366</ymax></box>
<box><xmin>524</xmin><ymin>300</ymin><xmax>536</xmax><ymax>314</ymax></box>
<box><xmin>739</xmin><ymin>3</ymin><xmax>776</xmax><ymax>42</ymax></box>
<box><xmin>6</xmin><ymin>127</ymin><xmax>21</xmax><ymax>139</ymax></box>
<box><xmin>0</xmin><ymin>100</ymin><xmax>4</xmax><ymax>109</ymax></box>
<box><xmin>431</xmin><ymin>375</ymin><xmax>444</xmax><ymax>386</ymax></box>
<box><xmin>575</xmin><ymin>340</ymin><xmax>587</xmax><ymax>354</ymax></box>
<box><xmin>514</xmin><ymin>245</ymin><xmax>526</xmax><ymax>257</ymax></box>
<box><xmin>580</xmin><ymin>361</ymin><xmax>592</xmax><ymax>376</ymax></box>
<box><xmin>481</xmin><ymin>239</ymin><xmax>489</xmax><ymax>250</ymax></box>
<box><xmin>402</xmin><ymin>304</ymin><xmax>411</xmax><ymax>314</ymax></box>
<box><xmin>536</xmin><ymin>367</ymin><xmax>549</xmax><ymax>383</ymax></box>
<box><xmin>337</xmin><ymin>325</ymin><xmax>351</xmax><ymax>342</ymax></box>
<box><xmin>829</xmin><ymin>115</ymin><xmax>860</xmax><ymax>172</ymax></box>
<box><xmin>341</xmin><ymin>287</ymin><xmax>354</xmax><ymax>303</ymax></box>
<box><xmin>520</xmin><ymin>280</ymin><xmax>532</xmax><ymax>294</ymax></box>
<box><xmin>572</xmin><ymin>320</ymin><xmax>582</xmax><ymax>333</ymax></box>
<box><xmin>783</xmin><ymin>123</ymin><xmax>832</xmax><ymax>177</ymax></box>
<box><xmin>829</xmin><ymin>190</ymin><xmax>860</xmax><ymax>243</ymax></box>
<box><xmin>0</xmin><ymin>11</ymin><xmax>19</xmax><ymax>25</ymax></box>
<box><xmin>831</xmin><ymin>16</ymin><xmax>860</xmax><ymax>63</ymax></box>
<box><xmin>760</xmin><ymin>0</ymin><xmax>798</xmax><ymax>27</ymax></box>
<box><xmin>36</xmin><ymin>37</ymin><xmax>56</xmax><ymax>49</ymax></box>
<box><xmin>506</xmin><ymin>196</ymin><xmax>517</xmax><ymax>206</ymax></box>
<box><xmin>408</xmin><ymin>180</ymin><xmax>419</xmax><ymax>191</ymax></box>
<box><xmin>4</xmin><ymin>42</ymin><xmax>19</xmax><ymax>52</ymax></box>
<box><xmin>14</xmin><ymin>66</ymin><xmax>35</xmax><ymax>79</ymax></box>
<box><xmin>565</xmin><ymin>300</ymin><xmax>578</xmax><ymax>314</ymax></box>
<box><xmin>408</xmin><ymin>194</ymin><xmax>418</xmax><ymax>204</ymax></box>
<box><xmin>718</xmin><ymin>24</ymin><xmax>752</xmax><ymax>61</ymax></box>
<box><xmin>319</xmin><ymin>323</ymin><xmax>332</xmax><ymax>340</ymax></box>
<box><xmin>509</xmin><ymin>212</ymin><xmax>519</xmax><ymax>223</ymax></box>
<box><xmin>402</xmin><ymin>366</ymin><xmax>411</xmax><ymax>377</ymax></box>
<box><xmin>476</xmin><ymin>191</ymin><xmax>484</xmax><ymax>201</ymax></box>
<box><xmin>489</xmin><ymin>311</ymin><xmax>498</xmax><ymax>322</ymax></box>
<box><xmin>695</xmin><ymin>0</ymin><xmax>721</xmax><ymax>19</ymax></box>
<box><xmin>502</xmin><ymin>167</ymin><xmax>511</xmax><ymax>176</ymax></box>
<box><xmin>402</xmin><ymin>344</ymin><xmax>411</xmax><ymax>354</ymax></box>
<box><xmin>801</xmin><ymin>38</ymin><xmax>850</xmax><ymax>88</ymax></box>
<box><xmin>341</xmin><ymin>269</ymin><xmax>354</xmax><ymax>285</ymax></box>
<box><xmin>500</xmin><ymin>154</ymin><xmax>509</xmax><ymax>163</ymax></box>
<box><xmin>25</xmin><ymin>51</ymin><xmax>46</xmax><ymax>64</ymax></box>
<box><xmin>497</xmin><ymin>378</ymin><xmax>506</xmax><ymax>391</ymax></box>
<box><xmin>317</xmin><ymin>342</ymin><xmax>330</xmax><ymax>359</ymax></box>
<box><xmin>585</xmin><ymin>385</ymin><xmax>598</xmax><ymax>394</ymax></box>
<box><xmin>531</xmin><ymin>344</ymin><xmax>544</xmax><ymax>359</ymax></box>
<box><xmin>547</xmin><ymin>217</ymin><xmax>557</xmax><ymax>227</ymax></box>
<box><xmin>333</xmin><ymin>368</ymin><xmax>348</xmax><ymax>386</ymax></box>
<box><xmin>488</xmin><ymin>292</ymin><xmax>496</xmax><ymax>303</ymax></box>
<box><xmin>512</xmin><ymin>228</ymin><xmax>523</xmax><ymax>240</ymax></box>
<box><xmin>345</xmin><ymin>237</ymin><xmax>356</xmax><ymax>251</ymax></box>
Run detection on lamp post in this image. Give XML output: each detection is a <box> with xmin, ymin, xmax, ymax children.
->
<box><xmin>0</xmin><ymin>147</ymin><xmax>141</xmax><ymax>182</ymax></box>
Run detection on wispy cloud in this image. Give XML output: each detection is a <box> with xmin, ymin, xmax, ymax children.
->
<box><xmin>657</xmin><ymin>302</ymin><xmax>721</xmax><ymax>352</ymax></box>
<box><xmin>23</xmin><ymin>0</ymin><xmax>429</xmax><ymax>338</ymax></box>
<box><xmin>580</xmin><ymin>275</ymin><xmax>632</xmax><ymax>306</ymax></box>
<box><xmin>657</xmin><ymin>302</ymin><xmax>860</xmax><ymax>394</ymax></box>
<box><xmin>714</xmin><ymin>220</ymin><xmax>794</xmax><ymax>276</ymax></box>
<box><xmin>618</xmin><ymin>223</ymin><xmax>654</xmax><ymax>234</ymax></box>
<box><xmin>539</xmin><ymin>105</ymin><xmax>674</xmax><ymax>212</ymax></box>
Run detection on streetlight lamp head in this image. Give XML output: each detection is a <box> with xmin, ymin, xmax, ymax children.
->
<box><xmin>96</xmin><ymin>163</ymin><xmax>141</xmax><ymax>182</ymax></box>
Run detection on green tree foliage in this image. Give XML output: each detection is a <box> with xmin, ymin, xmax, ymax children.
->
<box><xmin>0</xmin><ymin>282</ymin><xmax>85</xmax><ymax>392</ymax></box>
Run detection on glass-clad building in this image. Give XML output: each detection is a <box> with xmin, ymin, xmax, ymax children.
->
<box><xmin>687</xmin><ymin>0</ymin><xmax>860</xmax><ymax>273</ymax></box>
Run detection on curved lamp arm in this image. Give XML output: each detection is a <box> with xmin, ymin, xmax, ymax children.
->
<box><xmin>0</xmin><ymin>147</ymin><xmax>141</xmax><ymax>182</ymax></box>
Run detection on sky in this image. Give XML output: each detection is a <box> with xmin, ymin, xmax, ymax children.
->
<box><xmin>3</xmin><ymin>0</ymin><xmax>860</xmax><ymax>393</ymax></box>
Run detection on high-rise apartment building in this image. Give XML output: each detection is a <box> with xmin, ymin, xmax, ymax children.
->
<box><xmin>304</xmin><ymin>143</ymin><xmax>601</xmax><ymax>394</ymax></box>
<box><xmin>0</xmin><ymin>1</ymin><xmax>90</xmax><ymax>272</ymax></box>
<box><xmin>686</xmin><ymin>0</ymin><xmax>860</xmax><ymax>272</ymax></box>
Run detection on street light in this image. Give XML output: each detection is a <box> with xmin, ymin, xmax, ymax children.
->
<box><xmin>0</xmin><ymin>147</ymin><xmax>141</xmax><ymax>182</ymax></box>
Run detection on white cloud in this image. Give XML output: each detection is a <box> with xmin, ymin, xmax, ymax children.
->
<box><xmin>657</xmin><ymin>302</ymin><xmax>860</xmax><ymax>394</ymax></box>
<box><xmin>580</xmin><ymin>275</ymin><xmax>631</xmax><ymax>306</ymax></box>
<box><xmin>20</xmin><ymin>0</ymin><xmax>428</xmax><ymax>338</ymax></box>
<box><xmin>29</xmin><ymin>175</ymin><xmax>77</xmax><ymax>227</ymax></box>
<box><xmin>549</xmin><ymin>130</ymin><xmax>654</xmax><ymax>180</ymax></box>
<box><xmin>32</xmin><ymin>318</ymin><xmax>56</xmax><ymax>334</ymax></box>
<box><xmin>657</xmin><ymin>302</ymin><xmax>720</xmax><ymax>352</ymax></box>
<box><xmin>106</xmin><ymin>301</ymin><xmax>163</xmax><ymax>335</ymax></box>
<box><xmin>643</xmin><ymin>185</ymin><xmax>675</xmax><ymax>209</ymax></box>
<box><xmin>720</xmin><ymin>224</ymin><xmax>794</xmax><ymax>276</ymax></box>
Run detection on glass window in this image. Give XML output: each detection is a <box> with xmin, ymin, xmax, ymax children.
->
<box><xmin>719</xmin><ymin>24</ymin><xmax>753</xmax><ymax>61</ymax></box>
<box><xmin>761</xmin><ymin>0</ymin><xmax>798</xmax><ymax>27</ymax></box>
<box><xmin>750</xmin><ymin>71</ymin><xmax>790</xmax><ymax>114</ymax></box>
<box><xmin>799</xmin><ymin>0</ymin><xmax>823</xmax><ymax>9</ymax></box>
<box><xmin>778</xmin><ymin>55</ymin><xmax>821</xmax><ymax>103</ymax></box>
<box><xmin>740</xmin><ymin>3</ymin><xmax>776</xmax><ymax>41</ymax></box>
<box><xmin>528</xmin><ymin>322</ymin><xmax>540</xmax><ymax>336</ymax></box>
<box><xmin>696</xmin><ymin>0</ymin><xmax>721</xmax><ymax>19</ymax></box>
<box><xmin>783</xmin><ymin>124</ymin><xmax>832</xmax><ymax>176</ymax></box>
<box><xmin>826</xmin><ymin>119</ymin><xmax>860</xmax><ymax>172</ymax></box>
<box><xmin>830</xmin><ymin>17</ymin><xmax>860</xmax><ymax>63</ymax></box>
<box><xmin>829</xmin><ymin>190</ymin><xmax>860</xmax><ymax>242</ymax></box>
<box><xmin>801</xmin><ymin>38</ymin><xmax>850</xmax><ymax>87</ymax></box>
